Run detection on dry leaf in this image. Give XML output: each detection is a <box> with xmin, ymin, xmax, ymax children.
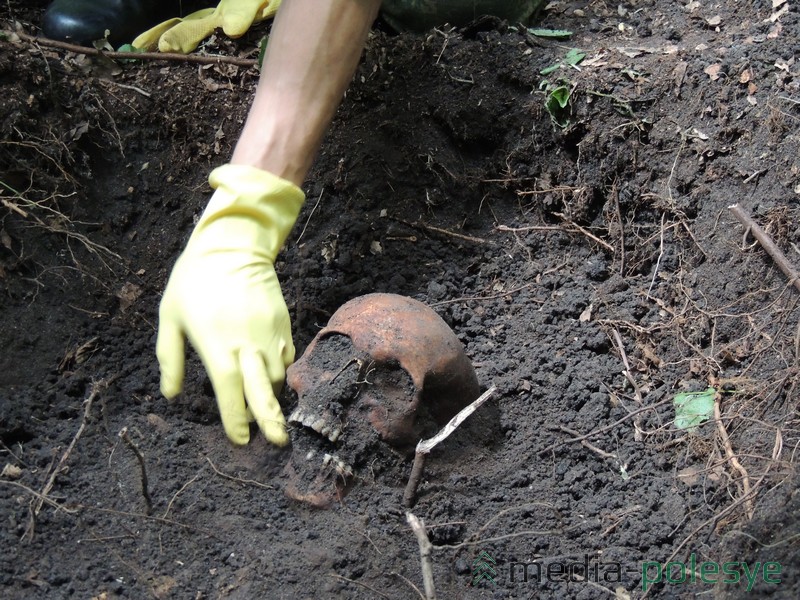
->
<box><xmin>579</xmin><ymin>303</ymin><xmax>593</xmax><ymax>322</ymax></box>
<box><xmin>704</xmin><ymin>63</ymin><xmax>722</xmax><ymax>80</ymax></box>
<box><xmin>768</xmin><ymin>22</ymin><xmax>782</xmax><ymax>38</ymax></box>
<box><xmin>117</xmin><ymin>281</ymin><xmax>142</xmax><ymax>313</ymax></box>
<box><xmin>677</xmin><ymin>466</ymin><xmax>700</xmax><ymax>486</ymax></box>
<box><xmin>1</xmin><ymin>463</ymin><xmax>23</xmax><ymax>479</ymax></box>
<box><xmin>739</xmin><ymin>68</ymin><xmax>752</xmax><ymax>83</ymax></box>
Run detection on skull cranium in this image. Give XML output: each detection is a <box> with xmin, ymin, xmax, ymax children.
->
<box><xmin>283</xmin><ymin>293</ymin><xmax>480</xmax><ymax>507</ymax></box>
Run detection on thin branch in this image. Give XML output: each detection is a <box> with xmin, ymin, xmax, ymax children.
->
<box><xmin>404</xmin><ymin>387</ymin><xmax>496</xmax><ymax>507</ymax></box>
<box><xmin>558</xmin><ymin>425</ymin><xmax>617</xmax><ymax>460</ymax></box>
<box><xmin>714</xmin><ymin>399</ymin><xmax>754</xmax><ymax>520</ymax></box>
<box><xmin>406</xmin><ymin>513</ymin><xmax>437</xmax><ymax>600</ymax></box>
<box><xmin>205</xmin><ymin>456</ymin><xmax>273</xmax><ymax>489</ymax></box>
<box><xmin>24</xmin><ymin>379</ymin><xmax>107</xmax><ymax>541</ymax></box>
<box><xmin>430</xmin><ymin>284</ymin><xmax>538</xmax><ymax>307</ymax></box>
<box><xmin>329</xmin><ymin>573</ymin><xmax>391</xmax><ymax>599</ymax></box>
<box><xmin>8</xmin><ymin>29</ymin><xmax>258</xmax><ymax>67</ymax></box>
<box><xmin>119</xmin><ymin>427</ymin><xmax>153</xmax><ymax>515</ymax></box>
<box><xmin>538</xmin><ymin>398</ymin><xmax>672</xmax><ymax>457</ymax></box>
<box><xmin>729</xmin><ymin>204</ymin><xmax>800</xmax><ymax>294</ymax></box>
<box><xmin>389</xmin><ymin>216</ymin><xmax>488</xmax><ymax>244</ymax></box>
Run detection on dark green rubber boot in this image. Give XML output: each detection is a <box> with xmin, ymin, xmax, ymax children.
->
<box><xmin>42</xmin><ymin>0</ymin><xmax>214</xmax><ymax>47</ymax></box>
<box><xmin>381</xmin><ymin>0</ymin><xmax>545</xmax><ymax>32</ymax></box>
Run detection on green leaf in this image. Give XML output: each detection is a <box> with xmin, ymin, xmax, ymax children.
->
<box><xmin>545</xmin><ymin>85</ymin><xmax>571</xmax><ymax>127</ymax></box>
<box><xmin>116</xmin><ymin>44</ymin><xmax>146</xmax><ymax>53</ymax></box>
<box><xmin>549</xmin><ymin>86</ymin><xmax>570</xmax><ymax>109</ymax></box>
<box><xmin>528</xmin><ymin>28</ymin><xmax>573</xmax><ymax>39</ymax></box>
<box><xmin>673</xmin><ymin>387</ymin><xmax>716</xmax><ymax>430</ymax></box>
<box><xmin>565</xmin><ymin>48</ymin><xmax>586</xmax><ymax>66</ymax></box>
<box><xmin>539</xmin><ymin>64</ymin><xmax>560</xmax><ymax>75</ymax></box>
<box><xmin>257</xmin><ymin>35</ymin><xmax>269</xmax><ymax>70</ymax></box>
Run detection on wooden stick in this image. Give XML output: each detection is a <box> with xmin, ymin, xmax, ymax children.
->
<box><xmin>406</xmin><ymin>512</ymin><xmax>437</xmax><ymax>600</ymax></box>
<box><xmin>403</xmin><ymin>387</ymin><xmax>496</xmax><ymax>507</ymax></box>
<box><xmin>6</xmin><ymin>29</ymin><xmax>258</xmax><ymax>68</ymax></box>
<box><xmin>729</xmin><ymin>204</ymin><xmax>800</xmax><ymax>294</ymax></box>
<box><xmin>403</xmin><ymin>453</ymin><xmax>427</xmax><ymax>508</ymax></box>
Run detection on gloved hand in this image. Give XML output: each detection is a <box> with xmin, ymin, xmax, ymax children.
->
<box><xmin>132</xmin><ymin>0</ymin><xmax>281</xmax><ymax>53</ymax></box>
<box><xmin>157</xmin><ymin>164</ymin><xmax>304</xmax><ymax>446</ymax></box>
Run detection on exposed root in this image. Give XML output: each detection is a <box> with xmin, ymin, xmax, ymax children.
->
<box><xmin>23</xmin><ymin>378</ymin><xmax>108</xmax><ymax>542</ymax></box>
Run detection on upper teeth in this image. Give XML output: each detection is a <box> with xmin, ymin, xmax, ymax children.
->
<box><xmin>289</xmin><ymin>408</ymin><xmax>342</xmax><ymax>443</ymax></box>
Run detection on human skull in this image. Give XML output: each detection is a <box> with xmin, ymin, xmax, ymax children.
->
<box><xmin>283</xmin><ymin>293</ymin><xmax>480</xmax><ymax>507</ymax></box>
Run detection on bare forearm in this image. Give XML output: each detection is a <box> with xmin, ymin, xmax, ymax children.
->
<box><xmin>231</xmin><ymin>0</ymin><xmax>381</xmax><ymax>185</ymax></box>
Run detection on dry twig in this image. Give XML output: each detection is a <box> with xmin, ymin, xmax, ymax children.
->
<box><xmin>406</xmin><ymin>513</ymin><xmax>437</xmax><ymax>600</ymax></box>
<box><xmin>119</xmin><ymin>427</ymin><xmax>152</xmax><ymax>514</ymax></box>
<box><xmin>729</xmin><ymin>204</ymin><xmax>800</xmax><ymax>294</ymax></box>
<box><xmin>611</xmin><ymin>328</ymin><xmax>644</xmax><ymax>442</ymax></box>
<box><xmin>8</xmin><ymin>29</ymin><xmax>258</xmax><ymax>67</ymax></box>
<box><xmin>389</xmin><ymin>216</ymin><xmax>488</xmax><ymax>244</ymax></box>
<box><xmin>24</xmin><ymin>379</ymin><xmax>107</xmax><ymax>541</ymax></box>
<box><xmin>714</xmin><ymin>398</ymin><xmax>754</xmax><ymax>520</ymax></box>
<box><xmin>329</xmin><ymin>573</ymin><xmax>391</xmax><ymax>599</ymax></box>
<box><xmin>557</xmin><ymin>425</ymin><xmax>617</xmax><ymax>460</ymax></box>
<box><xmin>403</xmin><ymin>386</ymin><xmax>496</xmax><ymax>507</ymax></box>
<box><xmin>430</xmin><ymin>284</ymin><xmax>539</xmax><ymax>307</ymax></box>
<box><xmin>205</xmin><ymin>456</ymin><xmax>273</xmax><ymax>489</ymax></box>
<box><xmin>538</xmin><ymin>398</ymin><xmax>672</xmax><ymax>457</ymax></box>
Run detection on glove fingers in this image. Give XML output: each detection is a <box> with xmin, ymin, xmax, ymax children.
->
<box><xmin>219</xmin><ymin>1</ymin><xmax>271</xmax><ymax>36</ymax></box>
<box><xmin>260</xmin><ymin>0</ymin><xmax>282</xmax><ymax>21</ymax></box>
<box><xmin>132</xmin><ymin>17</ymin><xmax>182</xmax><ymax>51</ymax></box>
<box><xmin>205</xmin><ymin>350</ymin><xmax>251</xmax><ymax>445</ymax></box>
<box><xmin>156</xmin><ymin>316</ymin><xmax>186</xmax><ymax>399</ymax></box>
<box><xmin>157</xmin><ymin>8</ymin><xmax>218</xmax><ymax>53</ymax></box>
<box><xmin>240</xmin><ymin>350</ymin><xmax>289</xmax><ymax>447</ymax></box>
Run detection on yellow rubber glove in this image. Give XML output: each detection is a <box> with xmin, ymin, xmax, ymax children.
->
<box><xmin>157</xmin><ymin>164</ymin><xmax>304</xmax><ymax>446</ymax></box>
<box><xmin>132</xmin><ymin>0</ymin><xmax>281</xmax><ymax>53</ymax></box>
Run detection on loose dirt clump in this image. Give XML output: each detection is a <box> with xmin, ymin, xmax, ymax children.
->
<box><xmin>1</xmin><ymin>1</ymin><xmax>799</xmax><ymax>598</ymax></box>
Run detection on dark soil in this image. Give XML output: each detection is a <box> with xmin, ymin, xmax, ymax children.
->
<box><xmin>2</xmin><ymin>1</ymin><xmax>800</xmax><ymax>598</ymax></box>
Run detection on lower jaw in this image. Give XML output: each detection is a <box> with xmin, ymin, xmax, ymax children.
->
<box><xmin>283</xmin><ymin>454</ymin><xmax>354</xmax><ymax>508</ymax></box>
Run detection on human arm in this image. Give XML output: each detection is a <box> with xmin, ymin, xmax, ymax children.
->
<box><xmin>156</xmin><ymin>0</ymin><xmax>382</xmax><ymax>446</ymax></box>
